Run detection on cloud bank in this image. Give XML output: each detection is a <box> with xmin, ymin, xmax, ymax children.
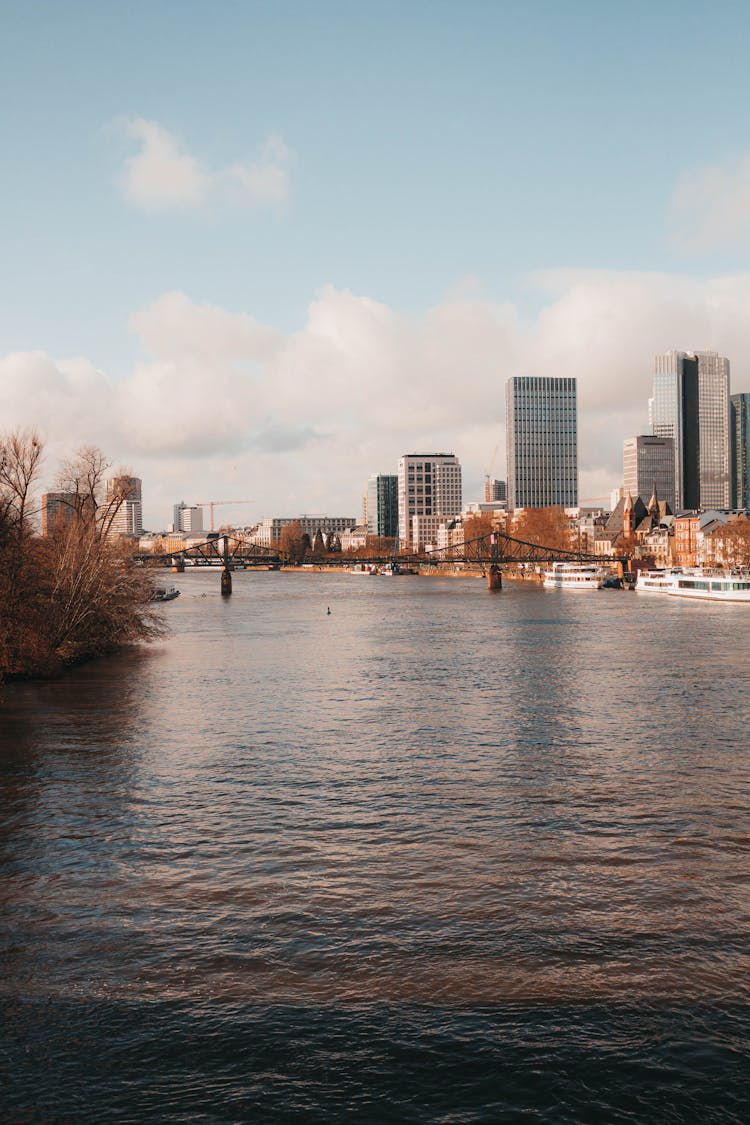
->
<box><xmin>672</xmin><ymin>149</ymin><xmax>750</xmax><ymax>253</ymax></box>
<box><xmin>3</xmin><ymin>272</ymin><xmax>750</xmax><ymax>525</ymax></box>
<box><xmin>120</xmin><ymin>118</ymin><xmax>293</xmax><ymax>211</ymax></box>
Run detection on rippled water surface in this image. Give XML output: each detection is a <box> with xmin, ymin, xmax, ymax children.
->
<box><xmin>1</xmin><ymin>571</ymin><xmax>749</xmax><ymax>1121</ymax></box>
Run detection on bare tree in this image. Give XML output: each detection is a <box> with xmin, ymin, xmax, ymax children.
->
<box><xmin>0</xmin><ymin>434</ymin><xmax>163</xmax><ymax>681</ymax></box>
<box><xmin>0</xmin><ymin>429</ymin><xmax>43</xmax><ymax>543</ymax></box>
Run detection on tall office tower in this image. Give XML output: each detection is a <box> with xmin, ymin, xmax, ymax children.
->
<box><xmin>397</xmin><ymin>454</ymin><xmax>462</xmax><ymax>546</ymax></box>
<box><xmin>173</xmin><ymin>501</ymin><xmax>204</xmax><ymax>533</ymax></box>
<box><xmin>484</xmin><ymin>477</ymin><xmax>507</xmax><ymax>503</ymax></box>
<box><xmin>623</xmin><ymin>436</ymin><xmax>675</xmax><ymax>511</ymax></box>
<box><xmin>366</xmin><ymin>474</ymin><xmax>398</xmax><ymax>538</ymax></box>
<box><xmin>106</xmin><ymin>475</ymin><xmax>143</xmax><ymax>537</ymax></box>
<box><xmin>697</xmin><ymin>351</ymin><xmax>731</xmax><ymax>508</ymax></box>
<box><xmin>650</xmin><ymin>350</ymin><xmax>730</xmax><ymax>509</ymax></box>
<box><xmin>41</xmin><ymin>491</ymin><xmax>75</xmax><ymax>536</ymax></box>
<box><xmin>505</xmin><ymin>376</ymin><xmax>577</xmax><ymax>510</ymax></box>
<box><xmin>731</xmin><ymin>392</ymin><xmax>750</xmax><ymax>508</ymax></box>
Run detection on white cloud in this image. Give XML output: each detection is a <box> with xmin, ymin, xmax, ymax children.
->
<box><xmin>120</xmin><ymin>118</ymin><xmax>293</xmax><ymax>211</ymax></box>
<box><xmin>4</xmin><ymin>273</ymin><xmax>750</xmax><ymax>526</ymax></box>
<box><xmin>130</xmin><ymin>291</ymin><xmax>282</xmax><ymax>362</ymax></box>
<box><xmin>671</xmin><ymin>150</ymin><xmax>750</xmax><ymax>253</ymax></box>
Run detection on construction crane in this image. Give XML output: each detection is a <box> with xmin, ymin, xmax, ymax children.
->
<box><xmin>194</xmin><ymin>499</ymin><xmax>254</xmax><ymax>532</ymax></box>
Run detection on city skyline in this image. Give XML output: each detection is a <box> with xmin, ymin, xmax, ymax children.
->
<box><xmin>6</xmin><ymin>3</ymin><xmax>750</xmax><ymax>525</ymax></box>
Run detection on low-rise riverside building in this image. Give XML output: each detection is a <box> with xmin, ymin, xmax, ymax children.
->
<box><xmin>340</xmin><ymin>526</ymin><xmax>369</xmax><ymax>551</ymax></box>
<box><xmin>638</xmin><ymin>522</ymin><xmax>674</xmax><ymax>568</ymax></box>
<box><xmin>673</xmin><ymin>513</ymin><xmax>702</xmax><ymax>567</ymax></box>
<box><xmin>253</xmin><ymin>515</ymin><xmax>357</xmax><ymax>548</ymax></box>
<box><xmin>411</xmin><ymin>514</ymin><xmax>454</xmax><ymax>553</ymax></box>
<box><xmin>594</xmin><ymin>491</ymin><xmax>671</xmax><ymax>558</ymax></box>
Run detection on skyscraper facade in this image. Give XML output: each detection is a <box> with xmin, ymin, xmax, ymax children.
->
<box><xmin>41</xmin><ymin>492</ymin><xmax>75</xmax><ymax>536</ymax></box>
<box><xmin>731</xmin><ymin>392</ymin><xmax>750</xmax><ymax>509</ymax></box>
<box><xmin>106</xmin><ymin>475</ymin><xmax>143</xmax><ymax>537</ymax></box>
<box><xmin>623</xmin><ymin>435</ymin><xmax>675</xmax><ymax>511</ymax></box>
<box><xmin>173</xmin><ymin>501</ymin><xmax>204</xmax><ymax>533</ymax></box>
<box><xmin>697</xmin><ymin>351</ymin><xmax>731</xmax><ymax>508</ymax></box>
<box><xmin>397</xmin><ymin>454</ymin><xmax>462</xmax><ymax>546</ymax></box>
<box><xmin>650</xmin><ymin>350</ymin><xmax>730</xmax><ymax>510</ymax></box>
<box><xmin>505</xmin><ymin>376</ymin><xmax>577</xmax><ymax>510</ymax></box>
<box><xmin>366</xmin><ymin>474</ymin><xmax>398</xmax><ymax>539</ymax></box>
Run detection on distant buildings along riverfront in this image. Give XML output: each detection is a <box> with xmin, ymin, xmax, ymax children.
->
<box><xmin>33</xmin><ymin>346</ymin><xmax>750</xmax><ymax>575</ymax></box>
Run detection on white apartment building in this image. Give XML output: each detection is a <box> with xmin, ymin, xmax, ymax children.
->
<box><xmin>397</xmin><ymin>453</ymin><xmax>462</xmax><ymax>548</ymax></box>
<box><xmin>106</xmin><ymin>475</ymin><xmax>143</xmax><ymax>538</ymax></box>
<box><xmin>173</xmin><ymin>501</ymin><xmax>204</xmax><ymax>534</ymax></box>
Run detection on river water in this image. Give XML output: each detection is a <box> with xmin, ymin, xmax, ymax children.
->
<box><xmin>1</xmin><ymin>570</ymin><xmax>749</xmax><ymax>1122</ymax></box>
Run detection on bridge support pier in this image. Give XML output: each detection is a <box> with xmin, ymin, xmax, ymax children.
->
<box><xmin>221</xmin><ymin>567</ymin><xmax>232</xmax><ymax>596</ymax></box>
<box><xmin>487</xmin><ymin>565</ymin><xmax>502</xmax><ymax>591</ymax></box>
<box><xmin>171</xmin><ymin>557</ymin><xmax>185</xmax><ymax>573</ymax></box>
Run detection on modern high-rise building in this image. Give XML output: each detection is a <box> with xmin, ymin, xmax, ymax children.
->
<box><xmin>106</xmin><ymin>475</ymin><xmax>143</xmax><ymax>537</ymax></box>
<box><xmin>173</xmin><ymin>501</ymin><xmax>204</xmax><ymax>534</ymax></box>
<box><xmin>697</xmin><ymin>351</ymin><xmax>731</xmax><ymax>508</ymax></box>
<box><xmin>41</xmin><ymin>491</ymin><xmax>75</xmax><ymax>536</ymax></box>
<box><xmin>484</xmin><ymin>477</ymin><xmax>507</xmax><ymax>503</ymax></box>
<box><xmin>505</xmin><ymin>376</ymin><xmax>577</xmax><ymax>510</ymax></box>
<box><xmin>366</xmin><ymin>474</ymin><xmax>398</xmax><ymax>539</ymax></box>
<box><xmin>397</xmin><ymin>454</ymin><xmax>462</xmax><ymax>546</ymax></box>
<box><xmin>650</xmin><ymin>350</ymin><xmax>730</xmax><ymax>509</ymax></box>
<box><xmin>623</xmin><ymin>436</ymin><xmax>675</xmax><ymax>511</ymax></box>
<box><xmin>731</xmin><ymin>392</ymin><xmax>750</xmax><ymax>509</ymax></box>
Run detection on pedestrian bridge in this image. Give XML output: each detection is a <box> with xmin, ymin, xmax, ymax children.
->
<box><xmin>136</xmin><ymin>530</ymin><xmax>621</xmax><ymax>595</ymax></box>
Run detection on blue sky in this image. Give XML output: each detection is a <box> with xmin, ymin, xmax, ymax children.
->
<box><xmin>2</xmin><ymin>0</ymin><xmax>750</xmax><ymax>524</ymax></box>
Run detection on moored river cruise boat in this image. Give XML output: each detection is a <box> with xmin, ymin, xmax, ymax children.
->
<box><xmin>542</xmin><ymin>562</ymin><xmax>608</xmax><ymax>590</ymax></box>
<box><xmin>635</xmin><ymin>569</ymin><xmax>750</xmax><ymax>602</ymax></box>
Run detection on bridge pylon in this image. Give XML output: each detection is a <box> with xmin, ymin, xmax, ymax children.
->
<box><xmin>487</xmin><ymin>566</ymin><xmax>502</xmax><ymax>591</ymax></box>
<box><xmin>487</xmin><ymin>533</ymin><xmax>502</xmax><ymax>590</ymax></box>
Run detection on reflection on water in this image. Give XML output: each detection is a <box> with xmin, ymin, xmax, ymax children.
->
<box><xmin>1</xmin><ymin>572</ymin><xmax>749</xmax><ymax>1120</ymax></box>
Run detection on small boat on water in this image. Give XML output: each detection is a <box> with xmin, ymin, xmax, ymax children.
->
<box><xmin>635</xmin><ymin>568</ymin><xmax>750</xmax><ymax>602</ymax></box>
<box><xmin>543</xmin><ymin>562</ymin><xmax>609</xmax><ymax>590</ymax></box>
<box><xmin>152</xmin><ymin>585</ymin><xmax>181</xmax><ymax>602</ymax></box>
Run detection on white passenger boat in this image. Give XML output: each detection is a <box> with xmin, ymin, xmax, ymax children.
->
<box><xmin>636</xmin><ymin>569</ymin><xmax>750</xmax><ymax>602</ymax></box>
<box><xmin>542</xmin><ymin>562</ymin><xmax>608</xmax><ymax>589</ymax></box>
<box><xmin>634</xmin><ymin>569</ymin><xmax>684</xmax><ymax>594</ymax></box>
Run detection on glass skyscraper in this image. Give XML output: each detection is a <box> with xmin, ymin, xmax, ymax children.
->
<box><xmin>366</xmin><ymin>474</ymin><xmax>398</xmax><ymax>538</ymax></box>
<box><xmin>731</xmin><ymin>392</ymin><xmax>750</xmax><ymax>509</ymax></box>
<box><xmin>505</xmin><ymin>376</ymin><xmax>578</xmax><ymax>510</ymax></box>
<box><xmin>650</xmin><ymin>350</ymin><xmax>730</xmax><ymax>510</ymax></box>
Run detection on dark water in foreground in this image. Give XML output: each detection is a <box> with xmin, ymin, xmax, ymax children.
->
<box><xmin>1</xmin><ymin>571</ymin><xmax>749</xmax><ymax>1122</ymax></box>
